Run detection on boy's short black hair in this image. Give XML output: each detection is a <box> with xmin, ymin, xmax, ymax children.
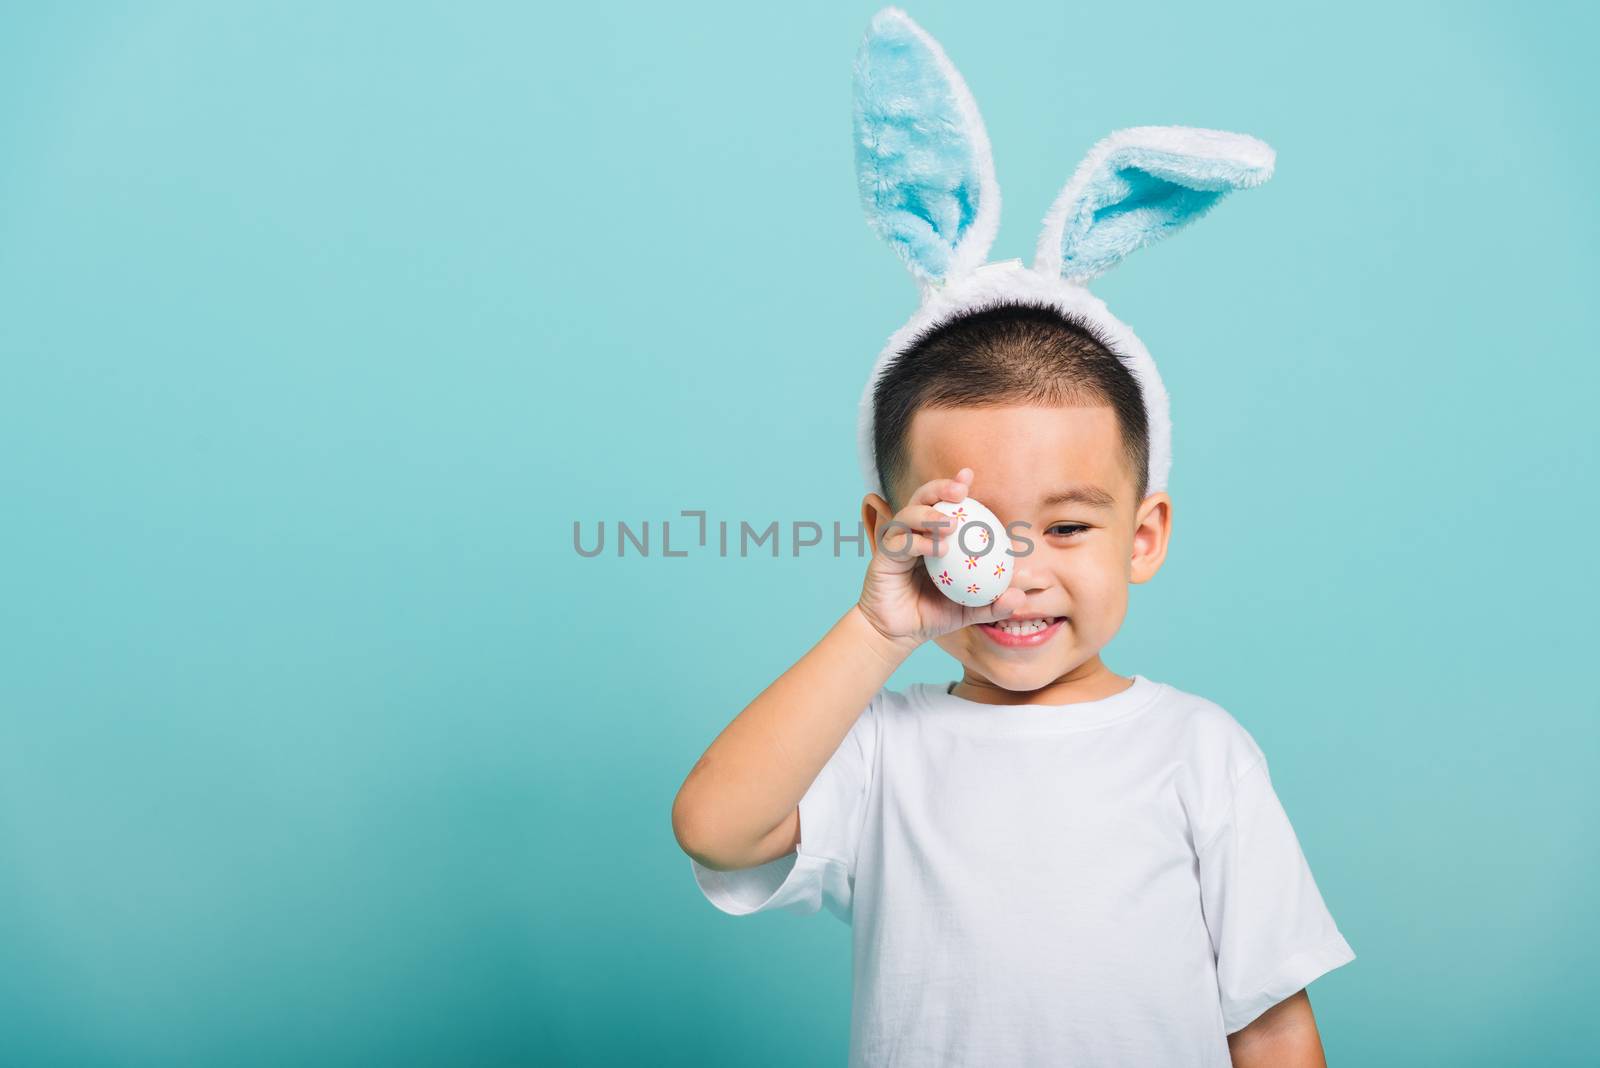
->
<box><xmin>872</xmin><ymin>300</ymin><xmax>1150</xmax><ymax>509</ymax></box>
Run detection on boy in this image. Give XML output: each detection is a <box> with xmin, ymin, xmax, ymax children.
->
<box><xmin>673</xmin><ymin>303</ymin><xmax>1355</xmax><ymax>1067</ymax></box>
<box><xmin>673</xmin><ymin>9</ymin><xmax>1355</xmax><ymax>1065</ymax></box>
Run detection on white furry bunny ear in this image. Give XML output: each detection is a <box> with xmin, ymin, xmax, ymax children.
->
<box><xmin>853</xmin><ymin>7</ymin><xmax>1000</xmax><ymax>292</ymax></box>
<box><xmin>1034</xmin><ymin>126</ymin><xmax>1275</xmax><ymax>284</ymax></box>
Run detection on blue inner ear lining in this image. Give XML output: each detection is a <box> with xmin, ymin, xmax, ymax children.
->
<box><xmin>1090</xmin><ymin>167</ymin><xmax>1223</xmax><ymax>226</ymax></box>
<box><xmin>953</xmin><ymin>180</ymin><xmax>977</xmax><ymax>239</ymax></box>
<box><xmin>899</xmin><ymin>186</ymin><xmax>948</xmax><ymax>237</ymax></box>
<box><xmin>853</xmin><ymin>17</ymin><xmax>989</xmax><ymax>281</ymax></box>
<box><xmin>1062</xmin><ymin>162</ymin><xmax>1236</xmax><ymax>276</ymax></box>
<box><xmin>878</xmin><ymin>175</ymin><xmax>978</xmax><ymax>276</ymax></box>
<box><xmin>909</xmin><ymin>179</ymin><xmax>977</xmax><ymax>240</ymax></box>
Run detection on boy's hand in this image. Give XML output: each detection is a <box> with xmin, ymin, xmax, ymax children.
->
<box><xmin>857</xmin><ymin>467</ymin><xmax>1027</xmax><ymax>652</ymax></box>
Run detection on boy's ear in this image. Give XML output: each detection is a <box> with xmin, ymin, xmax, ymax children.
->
<box><xmin>853</xmin><ymin>7</ymin><xmax>1001</xmax><ymax>293</ymax></box>
<box><xmin>1033</xmin><ymin>126</ymin><xmax>1275</xmax><ymax>284</ymax></box>
<box><xmin>862</xmin><ymin>492</ymin><xmax>894</xmax><ymax>551</ymax></box>
<box><xmin>1129</xmin><ymin>492</ymin><xmax>1172</xmax><ymax>584</ymax></box>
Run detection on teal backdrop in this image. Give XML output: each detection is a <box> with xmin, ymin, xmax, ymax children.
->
<box><xmin>3</xmin><ymin>2</ymin><xmax>1596</xmax><ymax>1064</ymax></box>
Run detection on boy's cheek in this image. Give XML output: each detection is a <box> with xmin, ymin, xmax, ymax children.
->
<box><xmin>1082</xmin><ymin>585</ymin><xmax>1131</xmax><ymax>643</ymax></box>
<box><xmin>1057</xmin><ymin>567</ymin><xmax>1128</xmax><ymax>634</ymax></box>
<box><xmin>931</xmin><ymin>632</ymin><xmax>969</xmax><ymax>662</ymax></box>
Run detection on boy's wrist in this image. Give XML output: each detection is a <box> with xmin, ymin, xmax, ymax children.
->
<box><xmin>845</xmin><ymin>602</ymin><xmax>919</xmax><ymax>670</ymax></box>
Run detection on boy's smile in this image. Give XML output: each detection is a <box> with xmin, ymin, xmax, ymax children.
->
<box><xmin>872</xmin><ymin>403</ymin><xmax>1172</xmax><ymax>706</ymax></box>
<box><xmin>976</xmin><ymin>615</ymin><xmax>1067</xmax><ymax>647</ymax></box>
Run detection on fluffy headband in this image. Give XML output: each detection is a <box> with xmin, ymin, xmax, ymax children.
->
<box><xmin>852</xmin><ymin>7</ymin><xmax>1276</xmax><ymax>502</ymax></box>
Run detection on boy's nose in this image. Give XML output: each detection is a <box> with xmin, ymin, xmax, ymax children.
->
<box><xmin>1005</xmin><ymin>536</ymin><xmax>1048</xmax><ymax>592</ymax></box>
<box><xmin>1008</xmin><ymin>563</ymin><xmax>1050</xmax><ymax>595</ymax></box>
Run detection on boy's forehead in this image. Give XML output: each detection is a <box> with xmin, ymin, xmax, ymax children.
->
<box><xmin>900</xmin><ymin>404</ymin><xmax>1134</xmax><ymax>512</ymax></box>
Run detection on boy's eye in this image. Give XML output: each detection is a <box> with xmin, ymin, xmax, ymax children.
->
<box><xmin>1047</xmin><ymin>524</ymin><xmax>1088</xmax><ymax>537</ymax></box>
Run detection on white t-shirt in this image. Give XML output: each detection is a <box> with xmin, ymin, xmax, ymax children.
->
<box><xmin>689</xmin><ymin>674</ymin><xmax>1355</xmax><ymax>1066</ymax></box>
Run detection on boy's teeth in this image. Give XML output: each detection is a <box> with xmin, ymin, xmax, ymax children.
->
<box><xmin>995</xmin><ymin>617</ymin><xmax>1056</xmax><ymax>634</ymax></box>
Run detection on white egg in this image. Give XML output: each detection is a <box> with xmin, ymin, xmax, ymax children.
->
<box><xmin>922</xmin><ymin>496</ymin><xmax>1014</xmax><ymax>607</ymax></box>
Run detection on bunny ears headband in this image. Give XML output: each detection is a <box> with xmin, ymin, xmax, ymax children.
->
<box><xmin>853</xmin><ymin>7</ymin><xmax>1276</xmax><ymax>502</ymax></box>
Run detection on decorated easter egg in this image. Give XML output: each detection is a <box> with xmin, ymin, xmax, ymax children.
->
<box><xmin>922</xmin><ymin>496</ymin><xmax>1013</xmax><ymax>607</ymax></box>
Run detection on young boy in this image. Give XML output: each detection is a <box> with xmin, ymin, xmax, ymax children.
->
<box><xmin>672</xmin><ymin>303</ymin><xmax>1355</xmax><ymax>1065</ymax></box>
<box><xmin>672</xmin><ymin>9</ymin><xmax>1355</xmax><ymax>1065</ymax></box>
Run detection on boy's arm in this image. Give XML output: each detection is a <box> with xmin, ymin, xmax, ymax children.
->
<box><xmin>671</xmin><ymin>603</ymin><xmax>913</xmax><ymax>872</ymax></box>
<box><xmin>1227</xmin><ymin>989</ymin><xmax>1326</xmax><ymax>1068</ymax></box>
<box><xmin>672</xmin><ymin>467</ymin><xmax>1025</xmax><ymax>874</ymax></box>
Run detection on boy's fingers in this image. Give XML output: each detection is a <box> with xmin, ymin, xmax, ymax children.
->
<box><xmin>900</xmin><ymin>504</ymin><xmax>947</xmax><ymax>528</ymax></box>
<box><xmin>881</xmin><ymin>501</ymin><xmax>966</xmax><ymax>553</ymax></box>
<box><xmin>874</xmin><ymin>528</ymin><xmax>935</xmax><ymax>562</ymax></box>
<box><xmin>943</xmin><ymin>467</ymin><xmax>974</xmax><ymax>502</ymax></box>
<box><xmin>897</xmin><ymin>504</ymin><xmax>958</xmax><ymax>535</ymax></box>
<box><xmin>911</xmin><ymin>467</ymin><xmax>973</xmax><ymax>507</ymax></box>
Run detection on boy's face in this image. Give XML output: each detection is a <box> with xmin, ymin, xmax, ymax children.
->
<box><xmin>877</xmin><ymin>403</ymin><xmax>1171</xmax><ymax>695</ymax></box>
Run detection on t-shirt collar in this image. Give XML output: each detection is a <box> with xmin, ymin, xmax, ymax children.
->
<box><xmin>910</xmin><ymin>674</ymin><xmax>1165</xmax><ymax>736</ymax></box>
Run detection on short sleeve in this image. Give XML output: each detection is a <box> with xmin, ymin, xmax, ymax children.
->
<box><xmin>689</xmin><ymin>693</ymin><xmax>882</xmax><ymax>924</ymax></box>
<box><xmin>1196</xmin><ymin>757</ymin><xmax>1356</xmax><ymax>1034</ymax></box>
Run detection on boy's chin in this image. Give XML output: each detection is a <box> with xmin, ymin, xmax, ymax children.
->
<box><xmin>977</xmin><ymin>662</ymin><xmax>1067</xmax><ymax>693</ymax></box>
<box><xmin>934</xmin><ymin>632</ymin><xmax>1080</xmax><ymax>693</ymax></box>
<box><xmin>960</xmin><ymin>647</ymin><xmax>1075</xmax><ymax>693</ymax></box>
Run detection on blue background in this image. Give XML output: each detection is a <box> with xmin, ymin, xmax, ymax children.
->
<box><xmin>3</xmin><ymin>2</ymin><xmax>1596</xmax><ymax>1064</ymax></box>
